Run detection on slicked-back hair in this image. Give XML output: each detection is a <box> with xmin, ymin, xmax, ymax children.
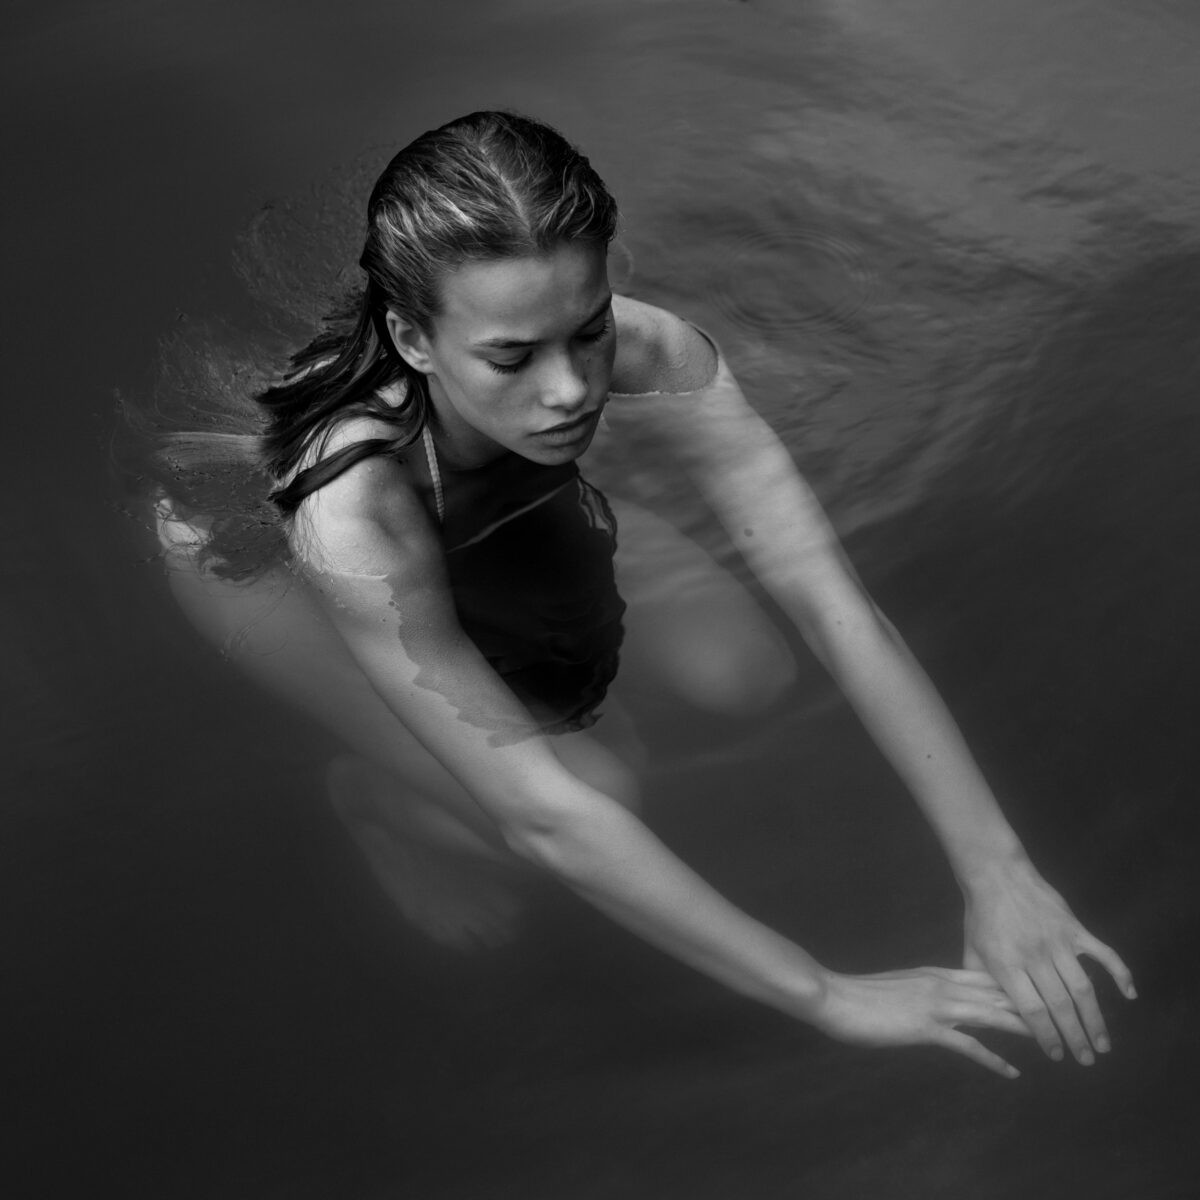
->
<box><xmin>259</xmin><ymin>111</ymin><xmax>619</xmax><ymax>515</ymax></box>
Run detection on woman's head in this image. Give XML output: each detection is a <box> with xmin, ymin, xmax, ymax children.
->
<box><xmin>361</xmin><ymin>111</ymin><xmax>619</xmax><ymax>335</ymax></box>
<box><xmin>259</xmin><ymin>111</ymin><xmax>619</xmax><ymax>506</ymax></box>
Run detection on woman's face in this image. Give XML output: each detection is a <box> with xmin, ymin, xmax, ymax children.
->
<box><xmin>388</xmin><ymin>242</ymin><xmax>615</xmax><ymax>468</ymax></box>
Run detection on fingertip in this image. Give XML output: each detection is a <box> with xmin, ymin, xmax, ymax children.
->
<box><xmin>1111</xmin><ymin>962</ymin><xmax>1137</xmax><ymax>997</ymax></box>
<box><xmin>988</xmin><ymin>1056</ymin><xmax>1020</xmax><ymax>1080</ymax></box>
<box><xmin>982</xmin><ymin>1055</ymin><xmax>1020</xmax><ymax>1080</ymax></box>
<box><xmin>1091</xmin><ymin>944</ymin><xmax>1136</xmax><ymax>999</ymax></box>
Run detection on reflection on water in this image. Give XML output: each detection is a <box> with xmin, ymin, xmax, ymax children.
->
<box><xmin>7</xmin><ymin>0</ymin><xmax>1200</xmax><ymax>1195</ymax></box>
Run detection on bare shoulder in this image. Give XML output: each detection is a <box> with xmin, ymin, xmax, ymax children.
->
<box><xmin>291</xmin><ymin>417</ymin><xmax>438</xmax><ymax>577</ymax></box>
<box><xmin>611</xmin><ymin>295</ymin><xmax>719</xmax><ymax>395</ymax></box>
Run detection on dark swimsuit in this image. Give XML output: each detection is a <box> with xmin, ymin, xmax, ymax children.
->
<box><xmin>421</xmin><ymin>426</ymin><xmax>625</xmax><ymax>733</ymax></box>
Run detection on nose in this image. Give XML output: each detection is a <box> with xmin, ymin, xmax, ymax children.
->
<box><xmin>540</xmin><ymin>350</ymin><xmax>591</xmax><ymax>413</ymax></box>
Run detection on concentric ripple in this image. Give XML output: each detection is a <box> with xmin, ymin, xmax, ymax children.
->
<box><xmin>713</xmin><ymin>227</ymin><xmax>876</xmax><ymax>335</ymax></box>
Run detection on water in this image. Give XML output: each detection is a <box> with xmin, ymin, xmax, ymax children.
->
<box><xmin>5</xmin><ymin>1</ymin><xmax>1200</xmax><ymax>1195</ymax></box>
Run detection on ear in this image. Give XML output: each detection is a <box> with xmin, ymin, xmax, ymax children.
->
<box><xmin>385</xmin><ymin>310</ymin><xmax>436</xmax><ymax>374</ymax></box>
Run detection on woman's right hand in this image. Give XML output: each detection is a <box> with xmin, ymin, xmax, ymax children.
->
<box><xmin>811</xmin><ymin>967</ymin><xmax>1034</xmax><ymax>1078</ymax></box>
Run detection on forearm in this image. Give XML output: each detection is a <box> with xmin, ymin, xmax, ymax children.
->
<box><xmin>688</xmin><ymin>428</ymin><xmax>1027</xmax><ymax>886</ymax></box>
<box><xmin>602</xmin><ymin>314</ymin><xmax>1133</xmax><ymax>1069</ymax></box>
<box><xmin>507</xmin><ymin>787</ymin><xmax>828</xmax><ymax>1019</ymax></box>
<box><xmin>501</xmin><ymin>779</ymin><xmax>1043</xmax><ymax>1079</ymax></box>
<box><xmin>807</xmin><ymin>603</ymin><xmax>1027</xmax><ymax>885</ymax></box>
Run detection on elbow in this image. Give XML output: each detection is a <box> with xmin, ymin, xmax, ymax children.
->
<box><xmin>485</xmin><ymin>744</ymin><xmax>643</xmax><ymax>874</ymax></box>
<box><xmin>476</xmin><ymin>768</ymin><xmax>582</xmax><ymax>867</ymax></box>
<box><xmin>496</xmin><ymin>801</ymin><xmax>569</xmax><ymax>868</ymax></box>
<box><xmin>494</xmin><ymin>783</ymin><xmax>632</xmax><ymax>883</ymax></box>
<box><xmin>497</xmin><ymin>803</ymin><xmax>592</xmax><ymax>877</ymax></box>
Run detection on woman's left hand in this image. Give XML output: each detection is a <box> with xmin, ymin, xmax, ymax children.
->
<box><xmin>962</xmin><ymin>856</ymin><xmax>1136</xmax><ymax>1065</ymax></box>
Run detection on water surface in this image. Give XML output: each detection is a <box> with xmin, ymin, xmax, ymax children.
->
<box><xmin>5</xmin><ymin>1</ymin><xmax>1199</xmax><ymax>1195</ymax></box>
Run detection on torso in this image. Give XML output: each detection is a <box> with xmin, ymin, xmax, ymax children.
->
<box><xmin>289</xmin><ymin>298</ymin><xmax>714</xmax><ymax>728</ymax></box>
<box><xmin>433</xmin><ymin>440</ymin><xmax>625</xmax><ymax>732</ymax></box>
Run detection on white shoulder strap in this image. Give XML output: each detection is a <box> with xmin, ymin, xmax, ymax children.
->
<box><xmin>421</xmin><ymin>424</ymin><xmax>445</xmax><ymax>523</ymax></box>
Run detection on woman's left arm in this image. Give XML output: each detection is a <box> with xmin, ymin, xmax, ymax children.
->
<box><xmin>613</xmin><ymin>303</ymin><xmax>1136</xmax><ymax>1064</ymax></box>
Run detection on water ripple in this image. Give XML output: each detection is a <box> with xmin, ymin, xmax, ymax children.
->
<box><xmin>713</xmin><ymin>227</ymin><xmax>877</xmax><ymax>335</ymax></box>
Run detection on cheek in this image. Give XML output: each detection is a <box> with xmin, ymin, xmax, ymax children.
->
<box><xmin>456</xmin><ymin>360</ymin><xmax>510</xmax><ymax>404</ymax></box>
<box><xmin>468</xmin><ymin>375</ymin><xmax>524</xmax><ymax>426</ymax></box>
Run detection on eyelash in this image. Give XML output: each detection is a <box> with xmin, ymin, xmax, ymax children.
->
<box><xmin>487</xmin><ymin>359</ymin><xmax>528</xmax><ymax>376</ymax></box>
<box><xmin>487</xmin><ymin>318</ymin><xmax>611</xmax><ymax>376</ymax></box>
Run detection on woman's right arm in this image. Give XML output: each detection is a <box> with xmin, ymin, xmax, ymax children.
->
<box><xmin>292</xmin><ymin>451</ymin><xmax>1032</xmax><ymax>1077</ymax></box>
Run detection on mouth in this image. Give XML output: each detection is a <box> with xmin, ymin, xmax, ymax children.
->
<box><xmin>533</xmin><ymin>409</ymin><xmax>602</xmax><ymax>442</ymax></box>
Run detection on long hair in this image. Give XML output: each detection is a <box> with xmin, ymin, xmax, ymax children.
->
<box><xmin>135</xmin><ymin>110</ymin><xmax>619</xmax><ymax>579</ymax></box>
<box><xmin>259</xmin><ymin>109</ymin><xmax>619</xmax><ymax>510</ymax></box>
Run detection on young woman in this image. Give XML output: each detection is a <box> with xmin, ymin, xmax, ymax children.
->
<box><xmin>150</xmin><ymin>110</ymin><xmax>1134</xmax><ymax>1080</ymax></box>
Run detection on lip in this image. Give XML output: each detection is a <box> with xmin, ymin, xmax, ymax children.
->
<box><xmin>533</xmin><ymin>409</ymin><xmax>602</xmax><ymax>441</ymax></box>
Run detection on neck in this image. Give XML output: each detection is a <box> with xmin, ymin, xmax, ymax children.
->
<box><xmin>425</xmin><ymin>397</ymin><xmax>508</xmax><ymax>470</ymax></box>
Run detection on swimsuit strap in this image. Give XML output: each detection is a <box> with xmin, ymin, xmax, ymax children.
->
<box><xmin>422</xmin><ymin>424</ymin><xmax>445</xmax><ymax>523</ymax></box>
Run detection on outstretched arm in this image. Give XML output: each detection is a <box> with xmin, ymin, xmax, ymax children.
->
<box><xmin>609</xmin><ymin>300</ymin><xmax>1135</xmax><ymax>1065</ymax></box>
<box><xmin>289</xmin><ymin>444</ymin><xmax>1031</xmax><ymax>1077</ymax></box>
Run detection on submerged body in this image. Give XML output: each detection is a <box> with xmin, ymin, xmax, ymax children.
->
<box><xmin>419</xmin><ymin>425</ymin><xmax>626</xmax><ymax>734</ymax></box>
<box><xmin>154</xmin><ymin>111</ymin><xmax>1133</xmax><ymax>1081</ymax></box>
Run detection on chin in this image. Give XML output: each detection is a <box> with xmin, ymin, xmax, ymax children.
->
<box><xmin>526</xmin><ymin>442</ymin><xmax>588</xmax><ymax>466</ymax></box>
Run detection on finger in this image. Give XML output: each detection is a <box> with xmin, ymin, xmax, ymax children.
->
<box><xmin>1000</xmin><ymin>970</ymin><xmax>1065</xmax><ymax>1061</ymax></box>
<box><xmin>948</xmin><ymin>1002</ymin><xmax>1036</xmax><ymax>1039</ymax></box>
<box><xmin>945</xmin><ymin>969</ymin><xmax>1008</xmax><ymax>989</ymax></box>
<box><xmin>1079</xmin><ymin>935</ymin><xmax>1137</xmax><ymax>1000</ymax></box>
<box><xmin>945</xmin><ymin>984</ymin><xmax>1022</xmax><ymax>1022</ymax></box>
<box><xmin>947</xmin><ymin>981</ymin><xmax>1025</xmax><ymax>1016</ymax></box>
<box><xmin>940</xmin><ymin>1029</ymin><xmax>1021</xmax><ymax>1079</ymax></box>
<box><xmin>1054</xmin><ymin>951</ymin><xmax>1111</xmax><ymax>1055</ymax></box>
<box><xmin>1029</xmin><ymin>965</ymin><xmax>1094</xmax><ymax>1065</ymax></box>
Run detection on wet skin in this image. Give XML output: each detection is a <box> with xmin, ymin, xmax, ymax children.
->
<box><xmin>385</xmin><ymin>243</ymin><xmax>616</xmax><ymax>469</ymax></box>
<box><xmin>367</xmin><ymin>247</ymin><xmax>1138</xmax><ymax>1070</ymax></box>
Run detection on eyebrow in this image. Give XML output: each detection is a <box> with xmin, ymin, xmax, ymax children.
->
<box><xmin>473</xmin><ymin>294</ymin><xmax>613</xmax><ymax>351</ymax></box>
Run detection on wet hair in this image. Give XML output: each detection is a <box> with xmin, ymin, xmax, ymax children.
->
<box><xmin>126</xmin><ymin>110</ymin><xmax>618</xmax><ymax>580</ymax></box>
<box><xmin>259</xmin><ymin>109</ymin><xmax>619</xmax><ymax>512</ymax></box>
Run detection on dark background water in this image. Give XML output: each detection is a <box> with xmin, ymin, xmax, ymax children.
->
<box><xmin>5</xmin><ymin>1</ymin><xmax>1200</xmax><ymax>1196</ymax></box>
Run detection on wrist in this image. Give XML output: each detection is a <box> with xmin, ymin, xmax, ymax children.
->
<box><xmin>954</xmin><ymin>841</ymin><xmax>1034</xmax><ymax>897</ymax></box>
<box><xmin>781</xmin><ymin>962</ymin><xmax>833</xmax><ymax>1026</ymax></box>
<box><xmin>800</xmin><ymin>969</ymin><xmax>866</xmax><ymax>1042</ymax></box>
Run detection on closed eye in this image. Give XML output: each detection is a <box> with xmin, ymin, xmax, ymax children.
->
<box><xmin>486</xmin><ymin>316</ymin><xmax>611</xmax><ymax>376</ymax></box>
<box><xmin>577</xmin><ymin>316</ymin><xmax>612</xmax><ymax>344</ymax></box>
<box><xmin>487</xmin><ymin>355</ymin><xmax>530</xmax><ymax>376</ymax></box>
